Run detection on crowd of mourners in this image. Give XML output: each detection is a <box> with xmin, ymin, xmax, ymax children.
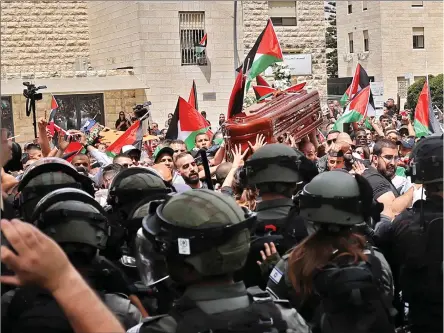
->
<box><xmin>0</xmin><ymin>96</ymin><xmax>442</xmax><ymax>333</ymax></box>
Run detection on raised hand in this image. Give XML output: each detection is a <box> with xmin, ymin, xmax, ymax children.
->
<box><xmin>231</xmin><ymin>144</ymin><xmax>249</xmax><ymax>169</ymax></box>
<box><xmin>248</xmin><ymin>133</ymin><xmax>267</xmax><ymax>153</ymax></box>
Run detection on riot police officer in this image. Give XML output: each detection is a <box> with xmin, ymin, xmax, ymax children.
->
<box><xmin>104</xmin><ymin>167</ymin><xmax>171</xmax><ymax>263</ymax></box>
<box><xmin>15</xmin><ymin>157</ymin><xmax>94</xmax><ymax>221</ymax></box>
<box><xmin>375</xmin><ymin>135</ymin><xmax>443</xmax><ymax>333</ymax></box>
<box><xmin>236</xmin><ymin>144</ymin><xmax>316</xmax><ymax>288</ymax></box>
<box><xmin>266</xmin><ymin>170</ymin><xmax>394</xmax><ymax>330</ymax></box>
<box><xmin>1</xmin><ymin>188</ymin><xmax>142</xmax><ymax>332</ymax></box>
<box><xmin>130</xmin><ymin>189</ymin><xmax>311</xmax><ymax>333</ymax></box>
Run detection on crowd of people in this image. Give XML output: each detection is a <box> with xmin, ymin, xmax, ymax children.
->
<box><xmin>0</xmin><ymin>95</ymin><xmax>442</xmax><ymax>333</ymax></box>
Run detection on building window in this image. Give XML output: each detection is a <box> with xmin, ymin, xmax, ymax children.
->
<box><xmin>397</xmin><ymin>77</ymin><xmax>409</xmax><ymax>98</ymax></box>
<box><xmin>348</xmin><ymin>33</ymin><xmax>354</xmax><ymax>53</ymax></box>
<box><xmin>269</xmin><ymin>1</ymin><xmax>297</xmax><ymax>26</ymax></box>
<box><xmin>53</xmin><ymin>94</ymin><xmax>104</xmax><ymax>130</ymax></box>
<box><xmin>414</xmin><ymin>75</ymin><xmax>426</xmax><ymax>82</ymax></box>
<box><xmin>412</xmin><ymin>27</ymin><xmax>424</xmax><ymax>49</ymax></box>
<box><xmin>179</xmin><ymin>12</ymin><xmax>206</xmax><ymax>66</ymax></box>
<box><xmin>362</xmin><ymin>1</ymin><xmax>368</xmax><ymax>11</ymax></box>
<box><xmin>348</xmin><ymin>1</ymin><xmax>353</xmax><ymax>14</ymax></box>
<box><xmin>1</xmin><ymin>96</ymin><xmax>14</xmax><ymax>137</ymax></box>
<box><xmin>411</xmin><ymin>1</ymin><xmax>423</xmax><ymax>7</ymax></box>
<box><xmin>363</xmin><ymin>30</ymin><xmax>369</xmax><ymax>51</ymax></box>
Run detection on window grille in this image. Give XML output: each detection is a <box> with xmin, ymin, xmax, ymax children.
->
<box><xmin>179</xmin><ymin>12</ymin><xmax>206</xmax><ymax>66</ymax></box>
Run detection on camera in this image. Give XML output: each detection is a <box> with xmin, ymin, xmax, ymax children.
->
<box><xmin>133</xmin><ymin>101</ymin><xmax>151</xmax><ymax>120</ymax></box>
<box><xmin>23</xmin><ymin>82</ymin><xmax>47</xmax><ymax>117</ymax></box>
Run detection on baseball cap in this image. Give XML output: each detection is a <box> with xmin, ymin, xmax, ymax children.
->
<box><xmin>121</xmin><ymin>145</ymin><xmax>141</xmax><ymax>155</ymax></box>
<box><xmin>398</xmin><ymin>137</ymin><xmax>415</xmax><ymax>149</ymax></box>
<box><xmin>385</xmin><ymin>129</ymin><xmax>398</xmax><ymax>136</ymax></box>
<box><xmin>153</xmin><ymin>146</ymin><xmax>174</xmax><ymax>163</ymax></box>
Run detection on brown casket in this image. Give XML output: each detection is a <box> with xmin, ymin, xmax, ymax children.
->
<box><xmin>223</xmin><ymin>90</ymin><xmax>322</xmax><ymax>153</ymax></box>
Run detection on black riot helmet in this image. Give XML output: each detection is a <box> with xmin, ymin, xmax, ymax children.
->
<box><xmin>135</xmin><ymin>190</ymin><xmax>255</xmax><ymax>286</ymax></box>
<box><xmin>107</xmin><ymin>167</ymin><xmax>171</xmax><ymax>219</ymax></box>
<box><xmin>407</xmin><ymin>135</ymin><xmax>443</xmax><ymax>185</ymax></box>
<box><xmin>16</xmin><ymin>157</ymin><xmax>95</xmax><ymax>221</ymax></box>
<box><xmin>31</xmin><ymin>188</ymin><xmax>108</xmax><ymax>263</ymax></box>
<box><xmin>3</xmin><ymin>141</ymin><xmax>23</xmax><ymax>173</ymax></box>
<box><xmin>244</xmin><ymin>144</ymin><xmax>302</xmax><ymax>186</ymax></box>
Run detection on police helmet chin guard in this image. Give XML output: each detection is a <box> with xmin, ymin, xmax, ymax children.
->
<box><xmin>298</xmin><ymin>170</ymin><xmax>370</xmax><ymax>226</ymax></box>
<box><xmin>31</xmin><ymin>188</ymin><xmax>109</xmax><ymax>250</ymax></box>
<box><xmin>139</xmin><ymin>190</ymin><xmax>256</xmax><ymax>279</ymax></box>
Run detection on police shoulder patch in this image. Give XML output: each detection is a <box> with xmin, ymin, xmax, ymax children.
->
<box><xmin>269</xmin><ymin>266</ymin><xmax>284</xmax><ymax>284</ymax></box>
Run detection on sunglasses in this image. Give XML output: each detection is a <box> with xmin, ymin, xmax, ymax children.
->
<box><xmin>327</xmin><ymin>138</ymin><xmax>337</xmax><ymax>145</ymax></box>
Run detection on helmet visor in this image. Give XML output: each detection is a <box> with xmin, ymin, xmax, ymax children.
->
<box><xmin>134</xmin><ymin>229</ymin><xmax>169</xmax><ymax>287</ymax></box>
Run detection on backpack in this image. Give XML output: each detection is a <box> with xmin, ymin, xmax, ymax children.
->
<box><xmin>169</xmin><ymin>287</ymin><xmax>289</xmax><ymax>333</ymax></box>
<box><xmin>312</xmin><ymin>249</ymin><xmax>396</xmax><ymax>333</ymax></box>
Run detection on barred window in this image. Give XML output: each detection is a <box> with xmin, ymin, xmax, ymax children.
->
<box><xmin>1</xmin><ymin>96</ymin><xmax>14</xmax><ymax>137</ymax></box>
<box><xmin>363</xmin><ymin>30</ymin><xmax>369</xmax><ymax>52</ymax></box>
<box><xmin>397</xmin><ymin>77</ymin><xmax>409</xmax><ymax>98</ymax></box>
<box><xmin>348</xmin><ymin>33</ymin><xmax>354</xmax><ymax>53</ymax></box>
<box><xmin>179</xmin><ymin>12</ymin><xmax>207</xmax><ymax>66</ymax></box>
<box><xmin>53</xmin><ymin>94</ymin><xmax>104</xmax><ymax>130</ymax></box>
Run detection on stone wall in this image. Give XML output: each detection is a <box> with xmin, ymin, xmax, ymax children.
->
<box><xmin>336</xmin><ymin>1</ymin><xmax>443</xmax><ymax>102</ymax></box>
<box><xmin>242</xmin><ymin>1</ymin><xmax>327</xmax><ymax>99</ymax></box>
<box><xmin>0</xmin><ymin>0</ymin><xmax>89</xmax><ymax>74</ymax></box>
<box><xmin>87</xmin><ymin>1</ymin><xmax>245</xmax><ymax>127</ymax></box>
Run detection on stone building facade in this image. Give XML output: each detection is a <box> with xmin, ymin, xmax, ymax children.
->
<box><xmin>242</xmin><ymin>1</ymin><xmax>327</xmax><ymax>99</ymax></box>
<box><xmin>1</xmin><ymin>0</ymin><xmax>327</xmax><ymax>139</ymax></box>
<box><xmin>336</xmin><ymin>1</ymin><xmax>443</xmax><ymax>106</ymax></box>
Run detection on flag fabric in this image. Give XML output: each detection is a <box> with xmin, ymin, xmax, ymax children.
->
<box><xmin>47</xmin><ymin>95</ymin><xmax>59</xmax><ymax>136</ymax></box>
<box><xmin>237</xmin><ymin>19</ymin><xmax>283</xmax><ymax>92</ymax></box>
<box><xmin>81</xmin><ymin>119</ymin><xmax>97</xmax><ymax>133</ymax></box>
<box><xmin>256</xmin><ymin>75</ymin><xmax>270</xmax><ymax>87</ymax></box>
<box><xmin>253</xmin><ymin>85</ymin><xmax>276</xmax><ymax>100</ymax></box>
<box><xmin>188</xmin><ymin>80</ymin><xmax>198</xmax><ymax>111</ymax></box>
<box><xmin>227</xmin><ymin>69</ymin><xmax>246</xmax><ymax>119</ymax></box>
<box><xmin>165</xmin><ymin>97</ymin><xmax>211</xmax><ymax>150</ymax></box>
<box><xmin>63</xmin><ymin>142</ymin><xmax>83</xmax><ymax>163</ymax></box>
<box><xmin>333</xmin><ymin>86</ymin><xmax>372</xmax><ymax>131</ymax></box>
<box><xmin>195</xmin><ymin>33</ymin><xmax>207</xmax><ymax>55</ymax></box>
<box><xmin>106</xmin><ymin>119</ymin><xmax>144</xmax><ymax>157</ymax></box>
<box><xmin>285</xmin><ymin>82</ymin><xmax>306</xmax><ymax>93</ymax></box>
<box><xmin>253</xmin><ymin>82</ymin><xmax>306</xmax><ymax>100</ymax></box>
<box><xmin>414</xmin><ymin>81</ymin><xmax>443</xmax><ymax>138</ymax></box>
<box><xmin>340</xmin><ymin>63</ymin><xmax>373</xmax><ymax>108</ymax></box>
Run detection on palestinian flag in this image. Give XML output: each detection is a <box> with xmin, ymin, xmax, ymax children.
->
<box><xmin>63</xmin><ymin>142</ymin><xmax>83</xmax><ymax>163</ymax></box>
<box><xmin>165</xmin><ymin>97</ymin><xmax>211</xmax><ymax>150</ymax></box>
<box><xmin>106</xmin><ymin>119</ymin><xmax>144</xmax><ymax>157</ymax></box>
<box><xmin>340</xmin><ymin>63</ymin><xmax>373</xmax><ymax>110</ymax></box>
<box><xmin>227</xmin><ymin>69</ymin><xmax>246</xmax><ymax>119</ymax></box>
<box><xmin>253</xmin><ymin>82</ymin><xmax>306</xmax><ymax>101</ymax></box>
<box><xmin>285</xmin><ymin>82</ymin><xmax>306</xmax><ymax>93</ymax></box>
<box><xmin>256</xmin><ymin>75</ymin><xmax>270</xmax><ymax>87</ymax></box>
<box><xmin>364</xmin><ymin>117</ymin><xmax>374</xmax><ymax>130</ymax></box>
<box><xmin>333</xmin><ymin>86</ymin><xmax>372</xmax><ymax>131</ymax></box>
<box><xmin>188</xmin><ymin>80</ymin><xmax>198</xmax><ymax>111</ymax></box>
<box><xmin>237</xmin><ymin>19</ymin><xmax>283</xmax><ymax>92</ymax></box>
<box><xmin>195</xmin><ymin>33</ymin><xmax>207</xmax><ymax>55</ymax></box>
<box><xmin>47</xmin><ymin>95</ymin><xmax>59</xmax><ymax>136</ymax></box>
<box><xmin>414</xmin><ymin>81</ymin><xmax>443</xmax><ymax>138</ymax></box>
<box><xmin>253</xmin><ymin>85</ymin><xmax>275</xmax><ymax>100</ymax></box>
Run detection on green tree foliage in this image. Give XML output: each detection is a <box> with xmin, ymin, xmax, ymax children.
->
<box><xmin>406</xmin><ymin>74</ymin><xmax>443</xmax><ymax>110</ymax></box>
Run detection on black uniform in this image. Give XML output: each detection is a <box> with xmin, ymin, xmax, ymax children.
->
<box><xmin>235</xmin><ymin>198</ymin><xmax>308</xmax><ymax>289</ymax></box>
<box><xmin>375</xmin><ymin>196</ymin><xmax>443</xmax><ymax>333</ymax></box>
<box><xmin>129</xmin><ymin>282</ymin><xmax>311</xmax><ymax>333</ymax></box>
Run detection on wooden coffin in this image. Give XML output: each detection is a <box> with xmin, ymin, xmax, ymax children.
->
<box><xmin>223</xmin><ymin>90</ymin><xmax>322</xmax><ymax>153</ymax></box>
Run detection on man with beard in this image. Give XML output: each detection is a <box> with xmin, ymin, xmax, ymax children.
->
<box><xmin>174</xmin><ymin>152</ymin><xmax>207</xmax><ymax>189</ymax></box>
<box><xmin>362</xmin><ymin>138</ymin><xmax>415</xmax><ymax>216</ymax></box>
